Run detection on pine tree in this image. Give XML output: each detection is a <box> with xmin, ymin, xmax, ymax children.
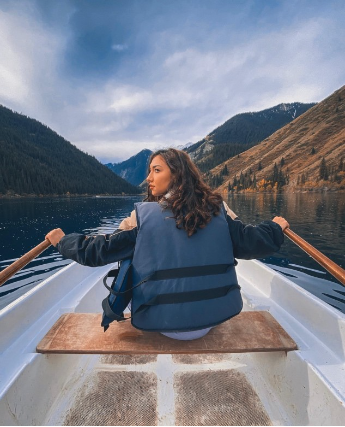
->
<box><xmin>319</xmin><ymin>157</ymin><xmax>329</xmax><ymax>180</ymax></box>
<box><xmin>277</xmin><ymin>169</ymin><xmax>286</xmax><ymax>189</ymax></box>
<box><xmin>252</xmin><ymin>173</ymin><xmax>257</xmax><ymax>189</ymax></box>
<box><xmin>239</xmin><ymin>171</ymin><xmax>244</xmax><ymax>188</ymax></box>
<box><xmin>0</xmin><ymin>171</ymin><xmax>5</xmax><ymax>194</ymax></box>
<box><xmin>221</xmin><ymin>164</ymin><xmax>228</xmax><ymax>176</ymax></box>
<box><xmin>272</xmin><ymin>163</ymin><xmax>279</xmax><ymax>183</ymax></box>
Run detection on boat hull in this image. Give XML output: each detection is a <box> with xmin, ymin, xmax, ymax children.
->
<box><xmin>0</xmin><ymin>260</ymin><xmax>344</xmax><ymax>425</ymax></box>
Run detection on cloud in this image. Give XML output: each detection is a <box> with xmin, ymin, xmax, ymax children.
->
<box><xmin>0</xmin><ymin>7</ymin><xmax>44</xmax><ymax>105</ymax></box>
<box><xmin>110</xmin><ymin>87</ymin><xmax>153</xmax><ymax>113</ymax></box>
<box><xmin>111</xmin><ymin>43</ymin><xmax>128</xmax><ymax>52</ymax></box>
<box><xmin>0</xmin><ymin>2</ymin><xmax>71</xmax><ymax>129</ymax></box>
<box><xmin>0</xmin><ymin>1</ymin><xmax>344</xmax><ymax>164</ymax></box>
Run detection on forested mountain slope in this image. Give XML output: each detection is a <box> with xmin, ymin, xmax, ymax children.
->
<box><xmin>105</xmin><ymin>149</ymin><xmax>152</xmax><ymax>186</ymax></box>
<box><xmin>209</xmin><ymin>86</ymin><xmax>345</xmax><ymax>192</ymax></box>
<box><xmin>187</xmin><ymin>102</ymin><xmax>315</xmax><ymax>172</ymax></box>
<box><xmin>0</xmin><ymin>106</ymin><xmax>140</xmax><ymax>196</ymax></box>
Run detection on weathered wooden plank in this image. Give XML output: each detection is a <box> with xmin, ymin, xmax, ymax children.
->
<box><xmin>36</xmin><ymin>311</ymin><xmax>298</xmax><ymax>354</ymax></box>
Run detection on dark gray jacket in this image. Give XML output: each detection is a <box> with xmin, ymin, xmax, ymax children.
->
<box><xmin>57</xmin><ymin>209</ymin><xmax>284</xmax><ymax>266</ymax></box>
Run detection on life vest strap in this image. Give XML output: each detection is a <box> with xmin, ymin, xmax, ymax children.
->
<box><xmin>149</xmin><ymin>264</ymin><xmax>234</xmax><ymax>280</ymax></box>
<box><xmin>135</xmin><ymin>284</ymin><xmax>240</xmax><ymax>314</ymax></box>
<box><xmin>104</xmin><ymin>263</ymin><xmax>235</xmax><ymax>296</ymax></box>
<box><xmin>102</xmin><ymin>297</ymin><xmax>126</xmax><ymax>322</ymax></box>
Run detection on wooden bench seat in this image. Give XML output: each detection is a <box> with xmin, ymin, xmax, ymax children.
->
<box><xmin>36</xmin><ymin>311</ymin><xmax>297</xmax><ymax>354</ymax></box>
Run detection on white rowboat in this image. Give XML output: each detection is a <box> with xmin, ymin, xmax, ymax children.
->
<box><xmin>0</xmin><ymin>257</ymin><xmax>344</xmax><ymax>425</ymax></box>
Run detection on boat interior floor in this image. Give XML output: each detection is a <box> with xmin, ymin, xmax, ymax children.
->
<box><xmin>47</xmin><ymin>353</ymin><xmax>278</xmax><ymax>426</ymax></box>
<box><xmin>38</xmin><ymin>310</ymin><xmax>297</xmax><ymax>425</ymax></box>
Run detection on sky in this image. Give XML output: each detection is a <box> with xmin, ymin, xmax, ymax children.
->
<box><xmin>0</xmin><ymin>0</ymin><xmax>344</xmax><ymax>163</ymax></box>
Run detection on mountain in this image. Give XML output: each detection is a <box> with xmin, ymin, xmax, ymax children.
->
<box><xmin>186</xmin><ymin>102</ymin><xmax>316</xmax><ymax>172</ymax></box>
<box><xmin>106</xmin><ymin>103</ymin><xmax>315</xmax><ymax>186</ymax></box>
<box><xmin>0</xmin><ymin>105</ymin><xmax>140</xmax><ymax>196</ymax></box>
<box><xmin>177</xmin><ymin>142</ymin><xmax>194</xmax><ymax>150</ymax></box>
<box><xmin>105</xmin><ymin>149</ymin><xmax>152</xmax><ymax>186</ymax></box>
<box><xmin>209</xmin><ymin>86</ymin><xmax>345</xmax><ymax>193</ymax></box>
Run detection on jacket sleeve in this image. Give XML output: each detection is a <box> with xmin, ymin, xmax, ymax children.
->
<box><xmin>57</xmin><ymin>228</ymin><xmax>137</xmax><ymax>267</ymax></box>
<box><xmin>226</xmin><ymin>215</ymin><xmax>284</xmax><ymax>260</ymax></box>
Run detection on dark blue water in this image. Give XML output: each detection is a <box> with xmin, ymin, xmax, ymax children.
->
<box><xmin>0</xmin><ymin>196</ymin><xmax>143</xmax><ymax>309</ymax></box>
<box><xmin>227</xmin><ymin>192</ymin><xmax>345</xmax><ymax>312</ymax></box>
<box><xmin>0</xmin><ymin>193</ymin><xmax>344</xmax><ymax>311</ymax></box>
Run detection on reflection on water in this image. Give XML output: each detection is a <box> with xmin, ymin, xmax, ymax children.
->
<box><xmin>0</xmin><ymin>193</ymin><xmax>344</xmax><ymax>312</ymax></box>
<box><xmin>0</xmin><ymin>254</ymin><xmax>71</xmax><ymax>308</ymax></box>
<box><xmin>226</xmin><ymin>192</ymin><xmax>344</xmax><ymax>269</ymax></box>
<box><xmin>227</xmin><ymin>192</ymin><xmax>345</xmax><ymax>312</ymax></box>
<box><xmin>0</xmin><ymin>196</ymin><xmax>142</xmax><ymax>259</ymax></box>
<box><xmin>0</xmin><ymin>196</ymin><xmax>143</xmax><ymax>309</ymax></box>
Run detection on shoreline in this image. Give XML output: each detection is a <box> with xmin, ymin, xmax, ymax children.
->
<box><xmin>0</xmin><ymin>193</ymin><xmax>145</xmax><ymax>200</ymax></box>
<box><xmin>1</xmin><ymin>183</ymin><xmax>344</xmax><ymax>199</ymax></box>
<box><xmin>225</xmin><ymin>188</ymin><xmax>345</xmax><ymax>195</ymax></box>
<box><xmin>1</xmin><ymin>189</ymin><xmax>344</xmax><ymax>200</ymax></box>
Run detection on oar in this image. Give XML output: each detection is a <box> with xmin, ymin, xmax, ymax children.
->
<box><xmin>0</xmin><ymin>240</ymin><xmax>51</xmax><ymax>287</ymax></box>
<box><xmin>284</xmin><ymin>228</ymin><xmax>345</xmax><ymax>286</ymax></box>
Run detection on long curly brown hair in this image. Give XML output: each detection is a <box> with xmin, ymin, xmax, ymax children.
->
<box><xmin>145</xmin><ymin>148</ymin><xmax>223</xmax><ymax>236</ymax></box>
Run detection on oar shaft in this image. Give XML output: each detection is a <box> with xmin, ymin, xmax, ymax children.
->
<box><xmin>284</xmin><ymin>228</ymin><xmax>345</xmax><ymax>286</ymax></box>
<box><xmin>0</xmin><ymin>240</ymin><xmax>51</xmax><ymax>287</ymax></box>
<box><xmin>1</xmin><ymin>229</ymin><xmax>344</xmax><ymax>287</ymax></box>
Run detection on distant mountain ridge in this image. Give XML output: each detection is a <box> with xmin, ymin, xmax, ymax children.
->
<box><xmin>0</xmin><ymin>105</ymin><xmax>140</xmax><ymax>196</ymax></box>
<box><xmin>187</xmin><ymin>102</ymin><xmax>316</xmax><ymax>172</ymax></box>
<box><xmin>105</xmin><ymin>149</ymin><xmax>152</xmax><ymax>186</ymax></box>
<box><xmin>105</xmin><ymin>103</ymin><xmax>316</xmax><ymax>186</ymax></box>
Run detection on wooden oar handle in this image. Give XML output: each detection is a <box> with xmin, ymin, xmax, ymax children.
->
<box><xmin>284</xmin><ymin>228</ymin><xmax>345</xmax><ymax>286</ymax></box>
<box><xmin>0</xmin><ymin>240</ymin><xmax>51</xmax><ymax>287</ymax></box>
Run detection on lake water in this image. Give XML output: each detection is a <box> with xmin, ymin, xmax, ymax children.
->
<box><xmin>0</xmin><ymin>193</ymin><xmax>344</xmax><ymax>312</ymax></box>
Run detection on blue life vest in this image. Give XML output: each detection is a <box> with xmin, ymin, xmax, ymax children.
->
<box><xmin>130</xmin><ymin>202</ymin><xmax>243</xmax><ymax>332</ymax></box>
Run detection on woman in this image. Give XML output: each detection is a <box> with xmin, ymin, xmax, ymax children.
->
<box><xmin>46</xmin><ymin>148</ymin><xmax>289</xmax><ymax>340</ymax></box>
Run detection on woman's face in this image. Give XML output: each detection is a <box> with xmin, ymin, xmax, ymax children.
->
<box><xmin>147</xmin><ymin>155</ymin><xmax>172</xmax><ymax>196</ymax></box>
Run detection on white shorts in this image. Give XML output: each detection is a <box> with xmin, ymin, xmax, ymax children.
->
<box><xmin>160</xmin><ymin>328</ymin><xmax>212</xmax><ymax>340</ymax></box>
<box><xmin>127</xmin><ymin>301</ymin><xmax>212</xmax><ymax>340</ymax></box>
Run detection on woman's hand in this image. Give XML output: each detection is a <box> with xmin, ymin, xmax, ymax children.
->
<box><xmin>45</xmin><ymin>228</ymin><xmax>65</xmax><ymax>247</ymax></box>
<box><xmin>272</xmin><ymin>216</ymin><xmax>289</xmax><ymax>231</ymax></box>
